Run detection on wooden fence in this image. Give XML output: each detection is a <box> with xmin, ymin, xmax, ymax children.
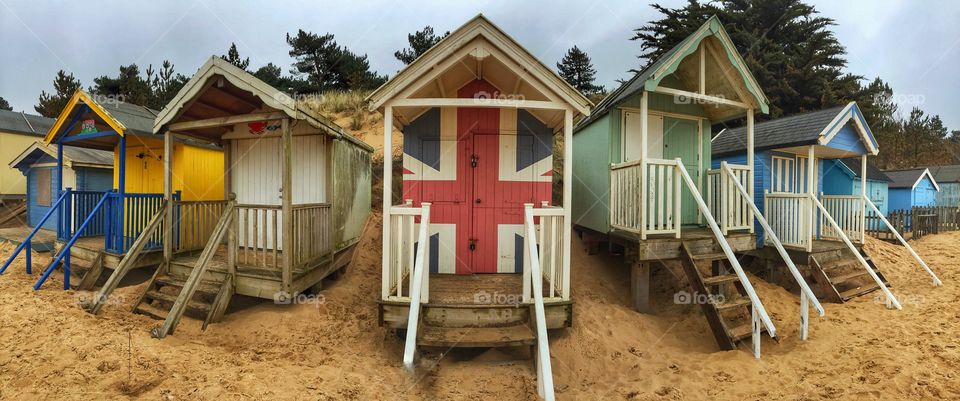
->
<box><xmin>866</xmin><ymin>206</ymin><xmax>960</xmax><ymax>242</ymax></box>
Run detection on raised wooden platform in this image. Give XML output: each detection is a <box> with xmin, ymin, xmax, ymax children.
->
<box><xmin>55</xmin><ymin>236</ymin><xmax>164</xmax><ymax>271</ymax></box>
<box><xmin>168</xmin><ymin>244</ymin><xmax>354</xmax><ymax>299</ymax></box>
<box><xmin>378</xmin><ymin>273</ymin><xmax>573</xmax><ymax>336</ymax></box>
<box><xmin>610</xmin><ymin>227</ymin><xmax>756</xmax><ymax>262</ymax></box>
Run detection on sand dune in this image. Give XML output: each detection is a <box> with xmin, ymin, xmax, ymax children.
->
<box><xmin>0</xmin><ymin>219</ymin><xmax>959</xmax><ymax>400</ymax></box>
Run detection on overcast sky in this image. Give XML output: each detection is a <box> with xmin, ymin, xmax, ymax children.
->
<box><xmin>1</xmin><ymin>0</ymin><xmax>958</xmax><ymax>129</ymax></box>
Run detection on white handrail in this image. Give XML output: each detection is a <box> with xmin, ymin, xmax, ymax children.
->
<box><xmin>810</xmin><ymin>195</ymin><xmax>902</xmax><ymax>309</ymax></box>
<box><xmin>524</xmin><ymin>206</ymin><xmax>555</xmax><ymax>401</ymax></box>
<box><xmin>672</xmin><ymin>159</ymin><xmax>777</xmax><ymax>345</ymax></box>
<box><xmin>865</xmin><ymin>198</ymin><xmax>942</xmax><ymax>286</ymax></box>
<box><xmin>402</xmin><ymin>203</ymin><xmax>431</xmax><ymax>369</ymax></box>
<box><xmin>722</xmin><ymin>167</ymin><xmax>825</xmax><ymax>339</ymax></box>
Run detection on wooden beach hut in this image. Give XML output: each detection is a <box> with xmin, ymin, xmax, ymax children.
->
<box><xmin>572</xmin><ymin>16</ymin><xmax>809</xmax><ymax>355</ymax></box>
<box><xmin>926</xmin><ymin>165</ymin><xmax>960</xmax><ymax>208</ymax></box>
<box><xmin>884</xmin><ymin>168</ymin><xmax>939</xmax><ymax>211</ymax></box>
<box><xmin>0</xmin><ymin>89</ymin><xmax>224</xmax><ymax>291</ymax></box>
<box><xmin>0</xmin><ymin>110</ymin><xmax>55</xmax><ymax>202</ymax></box>
<box><xmin>5</xmin><ymin>142</ymin><xmax>112</xmax><ymax>251</ymax></box>
<box><xmin>713</xmin><ymin>103</ymin><xmax>940</xmax><ymax>305</ymax></box>
<box><xmin>367</xmin><ymin>15</ymin><xmax>591</xmax><ymax>397</ymax></box>
<box><xmin>821</xmin><ymin>158</ymin><xmax>892</xmax><ymax>216</ymax></box>
<box><xmin>99</xmin><ymin>57</ymin><xmax>373</xmax><ymax>338</ymax></box>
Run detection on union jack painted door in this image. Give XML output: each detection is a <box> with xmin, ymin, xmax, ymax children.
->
<box><xmin>402</xmin><ymin>79</ymin><xmax>552</xmax><ymax>274</ymax></box>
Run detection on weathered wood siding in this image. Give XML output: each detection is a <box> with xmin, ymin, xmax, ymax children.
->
<box><xmin>332</xmin><ymin>137</ymin><xmax>371</xmax><ymax>250</ymax></box>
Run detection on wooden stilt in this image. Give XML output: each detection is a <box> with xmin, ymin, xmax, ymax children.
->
<box><xmin>631</xmin><ymin>261</ymin><xmax>652</xmax><ymax>313</ymax></box>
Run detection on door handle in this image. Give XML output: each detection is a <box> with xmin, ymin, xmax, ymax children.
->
<box><xmin>475</xmin><ymin>198</ymin><xmax>482</xmax><ymax>204</ymax></box>
<box><xmin>469</xmin><ymin>239</ymin><xmax>477</xmax><ymax>251</ymax></box>
<box><xmin>471</xmin><ymin>155</ymin><xmax>478</xmax><ymax>168</ymax></box>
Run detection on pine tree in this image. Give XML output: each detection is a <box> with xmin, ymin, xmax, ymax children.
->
<box><xmin>89</xmin><ymin>64</ymin><xmax>152</xmax><ymax>107</ymax></box>
<box><xmin>35</xmin><ymin>70</ymin><xmax>81</xmax><ymax>117</ymax></box>
<box><xmin>556</xmin><ymin>46</ymin><xmax>603</xmax><ymax>95</ymax></box>
<box><xmin>395</xmin><ymin>26</ymin><xmax>448</xmax><ymax>65</ymax></box>
<box><xmin>221</xmin><ymin>43</ymin><xmax>250</xmax><ymax>70</ymax></box>
<box><xmin>148</xmin><ymin>60</ymin><xmax>188</xmax><ymax>109</ymax></box>
<box><xmin>285</xmin><ymin>29</ymin><xmax>386</xmax><ymax>91</ymax></box>
<box><xmin>0</xmin><ymin>97</ymin><xmax>11</xmax><ymax>111</ymax></box>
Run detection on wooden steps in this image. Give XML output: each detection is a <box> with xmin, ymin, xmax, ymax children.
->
<box><xmin>679</xmin><ymin>241</ymin><xmax>769</xmax><ymax>351</ymax></box>
<box><xmin>53</xmin><ymin>248</ymin><xmax>105</xmax><ymax>291</ymax></box>
<box><xmin>417</xmin><ymin>324</ymin><xmax>536</xmax><ymax>348</ymax></box>
<box><xmin>133</xmin><ymin>273</ymin><xmax>231</xmax><ymax>331</ymax></box>
<box><xmin>810</xmin><ymin>248</ymin><xmax>889</xmax><ymax>303</ymax></box>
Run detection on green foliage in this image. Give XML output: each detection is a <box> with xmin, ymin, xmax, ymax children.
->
<box><xmin>35</xmin><ymin>70</ymin><xmax>81</xmax><ymax>117</ymax></box>
<box><xmin>285</xmin><ymin>29</ymin><xmax>386</xmax><ymax>92</ymax></box>
<box><xmin>557</xmin><ymin>46</ymin><xmax>603</xmax><ymax>96</ymax></box>
<box><xmin>0</xmin><ymin>97</ymin><xmax>11</xmax><ymax>111</ymax></box>
<box><xmin>395</xmin><ymin>26</ymin><xmax>448</xmax><ymax>65</ymax></box>
<box><xmin>221</xmin><ymin>43</ymin><xmax>250</xmax><ymax>70</ymax></box>
<box><xmin>88</xmin><ymin>61</ymin><xmax>188</xmax><ymax>110</ymax></box>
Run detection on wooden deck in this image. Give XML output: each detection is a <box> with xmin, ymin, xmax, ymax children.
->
<box><xmin>0</xmin><ymin>226</ymin><xmax>57</xmax><ymax>252</ymax></box>
<box><xmin>55</xmin><ymin>235</ymin><xmax>164</xmax><ymax>271</ymax></box>
<box><xmin>610</xmin><ymin>227</ymin><xmax>756</xmax><ymax>261</ymax></box>
<box><xmin>750</xmin><ymin>239</ymin><xmax>859</xmax><ymax>262</ymax></box>
<box><xmin>168</xmin><ymin>243</ymin><xmax>352</xmax><ymax>299</ymax></box>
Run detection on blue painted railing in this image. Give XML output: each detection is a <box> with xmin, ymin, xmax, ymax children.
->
<box><xmin>107</xmin><ymin>193</ymin><xmax>170</xmax><ymax>253</ymax></box>
<box><xmin>0</xmin><ymin>190</ymin><xmax>71</xmax><ymax>276</ymax></box>
<box><xmin>35</xmin><ymin>193</ymin><xmax>110</xmax><ymax>290</ymax></box>
<box><xmin>58</xmin><ymin>190</ymin><xmax>110</xmax><ymax>241</ymax></box>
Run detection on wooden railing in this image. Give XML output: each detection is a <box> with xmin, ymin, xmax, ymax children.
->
<box><xmin>175</xmin><ymin>200</ymin><xmax>229</xmax><ymax>252</ymax></box>
<box><xmin>382</xmin><ymin>202</ymin><xmax>431</xmax><ymax>302</ymax></box>
<box><xmin>522</xmin><ymin>204</ymin><xmax>556</xmax><ymax>400</ymax></box>
<box><xmin>707</xmin><ymin>162</ymin><xmax>753</xmax><ymax>234</ymax></box>
<box><xmin>524</xmin><ymin>204</ymin><xmax>569</xmax><ymax>301</ymax></box>
<box><xmin>59</xmin><ymin>189</ymin><xmax>109</xmax><ymax>240</ymax></box>
<box><xmin>763</xmin><ymin>191</ymin><xmax>812</xmax><ymax>251</ymax></box>
<box><xmin>609</xmin><ymin>158</ymin><xmax>681</xmax><ymax>238</ymax></box>
<box><xmin>107</xmin><ymin>193</ymin><xmax>168</xmax><ymax>254</ymax></box>
<box><xmin>820</xmin><ymin>194</ymin><xmax>864</xmax><ymax>244</ymax></box>
<box><xmin>401</xmin><ymin>203</ymin><xmax>431</xmax><ymax>369</ymax></box>
<box><xmin>235</xmin><ymin>204</ymin><xmax>282</xmax><ymax>270</ymax></box>
<box><xmin>864</xmin><ymin>198</ymin><xmax>942</xmax><ymax>287</ymax></box>
<box><xmin>290</xmin><ymin>203</ymin><xmax>332</xmax><ymax>269</ymax></box>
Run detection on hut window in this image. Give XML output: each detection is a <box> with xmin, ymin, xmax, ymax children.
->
<box><xmin>36</xmin><ymin>169</ymin><xmax>52</xmax><ymax>206</ymax></box>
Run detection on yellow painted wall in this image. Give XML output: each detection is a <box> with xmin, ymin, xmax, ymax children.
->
<box><xmin>113</xmin><ymin>137</ymin><xmax>224</xmax><ymax>201</ymax></box>
<box><xmin>0</xmin><ymin>132</ymin><xmax>44</xmax><ymax>197</ymax></box>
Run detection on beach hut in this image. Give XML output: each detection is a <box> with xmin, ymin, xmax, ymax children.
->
<box><xmin>925</xmin><ymin>165</ymin><xmax>960</xmax><ymax>208</ymax></box>
<box><xmin>821</xmin><ymin>158</ymin><xmax>892</xmax><ymax>216</ymax></box>
<box><xmin>573</xmin><ymin>16</ymin><xmax>803</xmax><ymax>354</ymax></box>
<box><xmin>6</xmin><ymin>142</ymin><xmax>112</xmax><ymax>248</ymax></box>
<box><xmin>366</xmin><ymin>15</ymin><xmax>591</xmax><ymax>394</ymax></box>
<box><xmin>0</xmin><ymin>89</ymin><xmax>224</xmax><ymax>290</ymax></box>
<box><xmin>884</xmin><ymin>168</ymin><xmax>939</xmax><ymax>211</ymax></box>
<box><xmin>107</xmin><ymin>57</ymin><xmax>373</xmax><ymax>337</ymax></box>
<box><xmin>0</xmin><ymin>110</ymin><xmax>55</xmax><ymax>202</ymax></box>
<box><xmin>712</xmin><ymin>102</ymin><xmax>934</xmax><ymax>305</ymax></box>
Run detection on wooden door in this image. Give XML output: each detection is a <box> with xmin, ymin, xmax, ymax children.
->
<box><xmin>662</xmin><ymin>117</ymin><xmax>700</xmax><ymax>225</ymax></box>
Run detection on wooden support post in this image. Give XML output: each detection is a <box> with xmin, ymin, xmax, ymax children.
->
<box><xmin>861</xmin><ymin>154</ymin><xmax>867</xmax><ymax>242</ymax></box>
<box><xmin>746</xmin><ymin>108</ymin><xmax>755</xmax><ymax>233</ymax></box>
<box><xmin>806</xmin><ymin>145</ymin><xmax>815</xmax><ymax>252</ymax></box>
<box><xmin>163</xmin><ymin>130</ymin><xmax>173</xmax><ymax>270</ymax></box>
<box><xmin>117</xmin><ymin>134</ymin><xmax>127</xmax><ymax>252</ymax></box>
<box><xmin>562</xmin><ymin>109</ymin><xmax>573</xmax><ymax>299</ymax></box>
<box><xmin>639</xmin><ymin>92</ymin><xmax>648</xmax><ymax>240</ymax></box>
<box><xmin>225</xmin><ymin>141</ymin><xmax>236</xmax><ymax>277</ymax></box>
<box><xmin>381</xmin><ymin>106</ymin><xmax>393</xmax><ymax>300</ymax></box>
<box><xmin>281</xmin><ymin>118</ymin><xmax>293</xmax><ymax>295</ymax></box>
<box><xmin>631</xmin><ymin>261</ymin><xmax>652</xmax><ymax>313</ymax></box>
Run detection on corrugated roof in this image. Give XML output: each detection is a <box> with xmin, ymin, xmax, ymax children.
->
<box><xmin>9</xmin><ymin>141</ymin><xmax>113</xmax><ymax>170</ymax></box>
<box><xmin>926</xmin><ymin>165</ymin><xmax>960</xmax><ymax>183</ymax></box>
<box><xmin>712</xmin><ymin>105</ymin><xmax>846</xmax><ymax>157</ymax></box>
<box><xmin>0</xmin><ymin>110</ymin><xmax>55</xmax><ymax>137</ymax></box>
<box><xmin>62</xmin><ymin>145</ymin><xmax>114</xmax><ymax>166</ymax></box>
<box><xmin>884</xmin><ymin>168</ymin><xmax>929</xmax><ymax>189</ymax></box>
<box><xmin>837</xmin><ymin>158</ymin><xmax>892</xmax><ymax>182</ymax></box>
